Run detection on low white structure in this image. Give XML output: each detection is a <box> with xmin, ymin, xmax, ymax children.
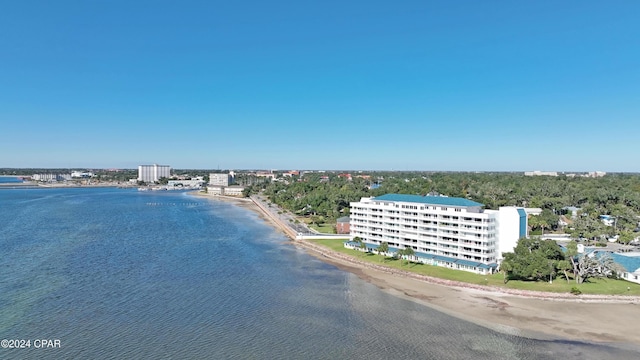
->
<box><xmin>71</xmin><ymin>171</ymin><xmax>94</xmax><ymax>178</ymax></box>
<box><xmin>349</xmin><ymin>194</ymin><xmax>527</xmax><ymax>274</ymax></box>
<box><xmin>167</xmin><ymin>178</ymin><xmax>206</xmax><ymax>189</ymax></box>
<box><xmin>610</xmin><ymin>253</ymin><xmax>640</xmax><ymax>284</ymax></box>
<box><xmin>207</xmin><ymin>185</ymin><xmax>245</xmax><ymax>196</ymax></box>
<box><xmin>223</xmin><ymin>186</ymin><xmax>245</xmax><ymax>196</ymax></box>
<box><xmin>524</xmin><ymin>171</ymin><xmax>558</xmax><ymax>177</ymax></box>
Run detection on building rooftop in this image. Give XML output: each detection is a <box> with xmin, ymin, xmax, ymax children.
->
<box><xmin>610</xmin><ymin>253</ymin><xmax>640</xmax><ymax>273</ymax></box>
<box><xmin>373</xmin><ymin>194</ymin><xmax>484</xmax><ymax>208</ymax></box>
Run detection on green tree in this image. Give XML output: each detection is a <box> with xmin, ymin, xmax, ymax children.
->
<box><xmin>398</xmin><ymin>247</ymin><xmax>415</xmax><ymax>266</ymax></box>
<box><xmin>528</xmin><ymin>215</ymin><xmax>549</xmax><ymax>235</ymax></box>
<box><xmin>378</xmin><ymin>242</ymin><xmax>390</xmax><ymax>262</ymax></box>
<box><xmin>614</xmin><ymin>230</ymin><xmax>635</xmax><ymax>245</ymax></box>
<box><xmin>501</xmin><ymin>238</ymin><xmax>564</xmax><ymax>281</ymax></box>
<box><xmin>500</xmin><ymin>259</ymin><xmax>513</xmax><ymax>283</ymax></box>
<box><xmin>557</xmin><ymin>259</ymin><xmax>573</xmax><ymax>283</ymax></box>
<box><xmin>539</xmin><ymin>209</ymin><xmax>559</xmax><ymax>232</ymax></box>
<box><xmin>353</xmin><ymin>236</ymin><xmax>366</xmax><ymax>252</ymax></box>
<box><xmin>565</xmin><ymin>240</ymin><xmax>580</xmax><ymax>283</ymax></box>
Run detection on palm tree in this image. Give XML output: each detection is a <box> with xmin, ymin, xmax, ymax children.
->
<box><xmin>557</xmin><ymin>259</ymin><xmax>572</xmax><ymax>283</ymax></box>
<box><xmin>500</xmin><ymin>260</ymin><xmax>513</xmax><ymax>284</ymax></box>
<box><xmin>404</xmin><ymin>247</ymin><xmax>415</xmax><ymax>266</ymax></box>
<box><xmin>398</xmin><ymin>247</ymin><xmax>415</xmax><ymax>266</ymax></box>
<box><xmin>353</xmin><ymin>236</ymin><xmax>366</xmax><ymax>252</ymax></box>
<box><xmin>378</xmin><ymin>242</ymin><xmax>389</xmax><ymax>262</ymax></box>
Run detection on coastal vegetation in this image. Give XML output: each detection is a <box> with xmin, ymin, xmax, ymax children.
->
<box><xmin>245</xmin><ymin>171</ymin><xmax>640</xmax><ymax>243</ymax></box>
<box><xmin>310</xmin><ymin>239</ymin><xmax>640</xmax><ymax>295</ymax></box>
<box><xmin>500</xmin><ymin>238</ymin><xmax>620</xmax><ymax>284</ymax></box>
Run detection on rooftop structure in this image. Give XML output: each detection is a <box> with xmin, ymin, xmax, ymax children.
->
<box><xmin>374</xmin><ymin>194</ymin><xmax>483</xmax><ymax>208</ymax></box>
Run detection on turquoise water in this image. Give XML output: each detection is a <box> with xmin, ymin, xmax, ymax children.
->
<box><xmin>0</xmin><ymin>188</ymin><xmax>637</xmax><ymax>359</ymax></box>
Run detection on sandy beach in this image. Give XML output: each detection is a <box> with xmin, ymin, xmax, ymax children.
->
<box><xmin>195</xmin><ymin>192</ymin><xmax>640</xmax><ymax>350</ymax></box>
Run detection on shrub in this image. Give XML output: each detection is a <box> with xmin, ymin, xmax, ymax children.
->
<box><xmin>570</xmin><ymin>287</ymin><xmax>582</xmax><ymax>295</ymax></box>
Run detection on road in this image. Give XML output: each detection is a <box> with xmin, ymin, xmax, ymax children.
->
<box><xmin>250</xmin><ymin>194</ymin><xmax>313</xmax><ymax>236</ymax></box>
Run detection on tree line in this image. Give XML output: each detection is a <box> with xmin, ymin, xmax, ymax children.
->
<box><xmin>501</xmin><ymin>238</ymin><xmax>620</xmax><ymax>284</ymax></box>
<box><xmin>245</xmin><ymin>171</ymin><xmax>640</xmax><ymax>243</ymax></box>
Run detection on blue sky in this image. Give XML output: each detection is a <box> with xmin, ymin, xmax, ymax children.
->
<box><xmin>1</xmin><ymin>1</ymin><xmax>638</xmax><ymax>171</ymax></box>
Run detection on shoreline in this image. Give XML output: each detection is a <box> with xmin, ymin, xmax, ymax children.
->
<box><xmin>194</xmin><ymin>192</ymin><xmax>640</xmax><ymax>349</ymax></box>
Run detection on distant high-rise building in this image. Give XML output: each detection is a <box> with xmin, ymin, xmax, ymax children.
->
<box><xmin>138</xmin><ymin>164</ymin><xmax>171</xmax><ymax>183</ymax></box>
<box><xmin>209</xmin><ymin>173</ymin><xmax>231</xmax><ymax>187</ymax></box>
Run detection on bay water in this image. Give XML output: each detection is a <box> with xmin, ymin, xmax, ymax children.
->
<box><xmin>0</xmin><ymin>187</ymin><xmax>637</xmax><ymax>359</ymax></box>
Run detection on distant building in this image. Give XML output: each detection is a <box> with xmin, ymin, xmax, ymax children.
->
<box><xmin>207</xmin><ymin>185</ymin><xmax>245</xmax><ymax>196</ymax></box>
<box><xmin>282</xmin><ymin>170</ymin><xmax>300</xmax><ymax>177</ymax></box>
<box><xmin>223</xmin><ymin>186</ymin><xmax>245</xmax><ymax>196</ymax></box>
<box><xmin>209</xmin><ymin>173</ymin><xmax>232</xmax><ymax>187</ymax></box>
<box><xmin>586</xmin><ymin>171</ymin><xmax>607</xmax><ymax>178</ymax></box>
<box><xmin>348</xmin><ymin>194</ymin><xmax>527</xmax><ymax>275</ymax></box>
<box><xmin>255</xmin><ymin>171</ymin><xmax>276</xmax><ymax>181</ymax></box>
<box><xmin>336</xmin><ymin>216</ymin><xmax>351</xmax><ymax>234</ymax></box>
<box><xmin>168</xmin><ymin>177</ymin><xmax>206</xmax><ymax>189</ymax></box>
<box><xmin>32</xmin><ymin>173</ymin><xmax>71</xmax><ymax>182</ymax></box>
<box><xmin>138</xmin><ymin>164</ymin><xmax>171</xmax><ymax>183</ymax></box>
<box><xmin>71</xmin><ymin>171</ymin><xmax>94</xmax><ymax>178</ymax></box>
<box><xmin>524</xmin><ymin>171</ymin><xmax>558</xmax><ymax>177</ymax></box>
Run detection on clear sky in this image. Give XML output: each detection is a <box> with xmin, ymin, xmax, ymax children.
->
<box><xmin>1</xmin><ymin>1</ymin><xmax>638</xmax><ymax>171</ymax></box>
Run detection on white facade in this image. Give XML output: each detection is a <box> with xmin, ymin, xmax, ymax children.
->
<box><xmin>349</xmin><ymin>194</ymin><xmax>526</xmax><ymax>274</ymax></box>
<box><xmin>32</xmin><ymin>173</ymin><xmax>71</xmax><ymax>181</ymax></box>
<box><xmin>524</xmin><ymin>171</ymin><xmax>558</xmax><ymax>176</ymax></box>
<box><xmin>167</xmin><ymin>179</ymin><xmax>205</xmax><ymax>188</ymax></box>
<box><xmin>223</xmin><ymin>186</ymin><xmax>245</xmax><ymax>196</ymax></box>
<box><xmin>209</xmin><ymin>173</ymin><xmax>231</xmax><ymax>187</ymax></box>
<box><xmin>71</xmin><ymin>171</ymin><xmax>94</xmax><ymax>178</ymax></box>
<box><xmin>138</xmin><ymin>164</ymin><xmax>171</xmax><ymax>183</ymax></box>
<box><xmin>487</xmin><ymin>207</ymin><xmax>528</xmax><ymax>259</ymax></box>
<box><xmin>206</xmin><ymin>185</ymin><xmax>245</xmax><ymax>196</ymax></box>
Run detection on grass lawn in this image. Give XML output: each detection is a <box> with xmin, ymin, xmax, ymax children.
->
<box><xmin>309</xmin><ymin>224</ymin><xmax>335</xmax><ymax>233</ymax></box>
<box><xmin>308</xmin><ymin>239</ymin><xmax>640</xmax><ymax>296</ymax></box>
<box><xmin>299</xmin><ymin>217</ymin><xmax>336</xmax><ymax>234</ymax></box>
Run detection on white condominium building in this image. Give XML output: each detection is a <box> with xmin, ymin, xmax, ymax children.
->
<box><xmin>349</xmin><ymin>194</ymin><xmax>527</xmax><ymax>274</ymax></box>
<box><xmin>138</xmin><ymin>164</ymin><xmax>171</xmax><ymax>183</ymax></box>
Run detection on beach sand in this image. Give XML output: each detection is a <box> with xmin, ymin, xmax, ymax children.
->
<box><xmin>194</xmin><ymin>192</ymin><xmax>640</xmax><ymax>350</ymax></box>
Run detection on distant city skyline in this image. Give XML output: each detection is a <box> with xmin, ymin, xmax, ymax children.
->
<box><xmin>2</xmin><ymin>1</ymin><xmax>638</xmax><ymax>171</ymax></box>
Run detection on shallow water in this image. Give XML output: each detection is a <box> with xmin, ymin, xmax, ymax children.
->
<box><xmin>0</xmin><ymin>188</ymin><xmax>637</xmax><ymax>359</ymax></box>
